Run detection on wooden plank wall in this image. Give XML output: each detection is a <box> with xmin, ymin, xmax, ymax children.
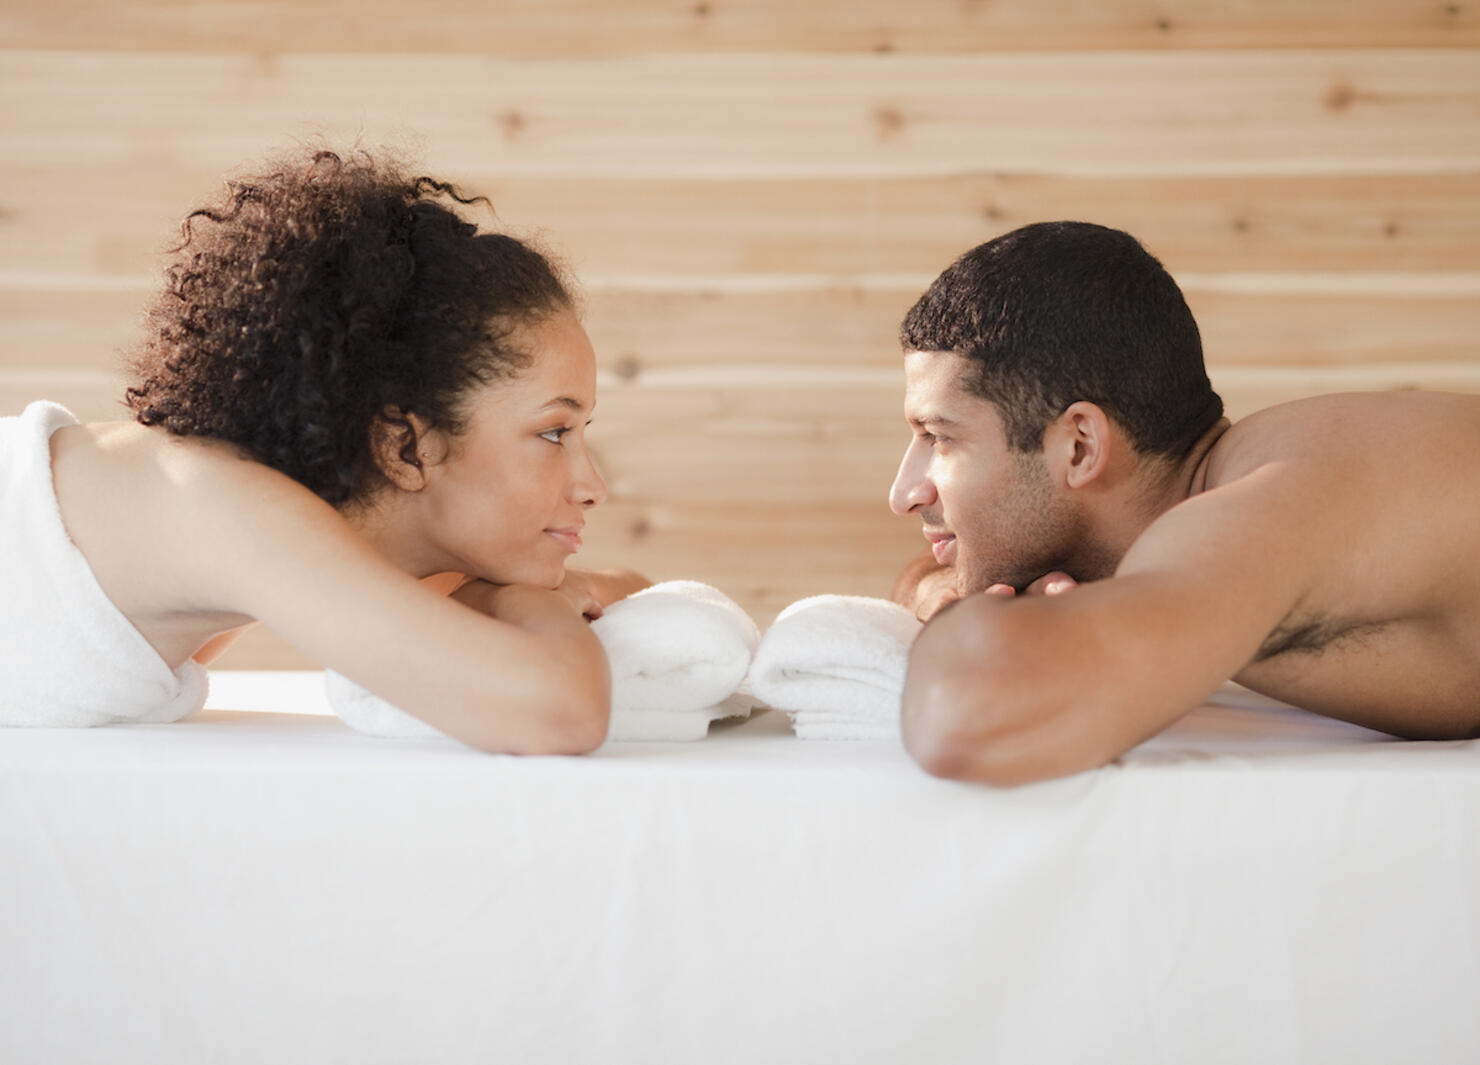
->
<box><xmin>2</xmin><ymin>1</ymin><xmax>1478</xmax><ymax>668</ymax></box>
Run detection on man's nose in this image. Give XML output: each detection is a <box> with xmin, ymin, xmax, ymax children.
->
<box><xmin>889</xmin><ymin>447</ymin><xmax>935</xmax><ymax>516</ymax></box>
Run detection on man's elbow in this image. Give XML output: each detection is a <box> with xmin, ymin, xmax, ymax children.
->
<box><xmin>900</xmin><ymin>676</ymin><xmax>1038</xmax><ymax>786</ymax></box>
<box><xmin>901</xmin><ymin>684</ymin><xmax>1108</xmax><ymax>787</ymax></box>
<box><xmin>899</xmin><ymin>605</ymin><xmax>1105</xmax><ymax>787</ymax></box>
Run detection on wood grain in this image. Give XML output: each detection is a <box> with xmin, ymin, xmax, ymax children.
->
<box><xmin>3</xmin><ymin>52</ymin><xmax>1478</xmax><ymax>179</ymax></box>
<box><xmin>2</xmin><ymin>1</ymin><xmax>1474</xmax><ymax>54</ymax></box>
<box><xmin>5</xmin><ymin>168</ymin><xmax>1479</xmax><ymax>280</ymax></box>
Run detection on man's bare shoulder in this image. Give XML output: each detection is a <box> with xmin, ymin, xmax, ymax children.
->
<box><xmin>1202</xmin><ymin>391</ymin><xmax>1480</xmax><ymax>490</ymax></box>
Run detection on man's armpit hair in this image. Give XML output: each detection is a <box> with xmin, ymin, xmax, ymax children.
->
<box><xmin>1254</xmin><ymin>615</ymin><xmax>1391</xmax><ymax>663</ymax></box>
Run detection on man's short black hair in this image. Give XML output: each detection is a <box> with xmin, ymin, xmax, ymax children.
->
<box><xmin>900</xmin><ymin>221</ymin><xmax>1224</xmax><ymax>458</ymax></box>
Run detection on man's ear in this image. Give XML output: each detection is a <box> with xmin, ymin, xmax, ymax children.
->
<box><xmin>1045</xmin><ymin>401</ymin><xmax>1115</xmax><ymax>490</ymax></box>
<box><xmin>370</xmin><ymin>407</ymin><xmax>446</xmax><ymax>492</ymax></box>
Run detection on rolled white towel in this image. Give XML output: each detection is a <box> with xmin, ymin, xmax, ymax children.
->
<box><xmin>325</xmin><ymin>579</ymin><xmax>760</xmax><ymax>743</ymax></box>
<box><xmin>591</xmin><ymin>579</ymin><xmax>759</xmax><ymax>714</ymax></box>
<box><xmin>749</xmin><ymin>594</ymin><xmax>923</xmax><ymax>740</ymax></box>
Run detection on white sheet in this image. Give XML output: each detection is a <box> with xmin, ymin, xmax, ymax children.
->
<box><xmin>2</xmin><ymin>673</ymin><xmax>1477</xmax><ymax>1065</ymax></box>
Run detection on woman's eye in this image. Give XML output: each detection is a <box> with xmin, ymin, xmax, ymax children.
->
<box><xmin>539</xmin><ymin>427</ymin><xmax>570</xmax><ymax>444</ymax></box>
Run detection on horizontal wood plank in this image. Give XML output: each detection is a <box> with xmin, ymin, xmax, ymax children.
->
<box><xmin>2</xmin><ymin>51</ymin><xmax>1478</xmax><ymax>179</ymax></box>
<box><xmin>1</xmin><ymin>1</ymin><xmax>1475</xmax><ymax>54</ymax></box>
<box><xmin>5</xmin><ymin>167</ymin><xmax>1480</xmax><ymax>280</ymax></box>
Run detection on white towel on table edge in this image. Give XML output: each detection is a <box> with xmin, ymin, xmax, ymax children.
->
<box><xmin>749</xmin><ymin>594</ymin><xmax>923</xmax><ymax>740</ymax></box>
<box><xmin>590</xmin><ymin>579</ymin><xmax>759</xmax><ymax>714</ymax></box>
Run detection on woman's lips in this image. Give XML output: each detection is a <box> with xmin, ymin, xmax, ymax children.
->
<box><xmin>544</xmin><ymin>528</ymin><xmax>583</xmax><ymax>553</ymax></box>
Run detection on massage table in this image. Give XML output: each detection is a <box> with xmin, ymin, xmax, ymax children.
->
<box><xmin>3</xmin><ymin>672</ymin><xmax>1477</xmax><ymax>1064</ymax></box>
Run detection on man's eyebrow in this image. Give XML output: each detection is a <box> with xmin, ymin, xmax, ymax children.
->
<box><xmin>907</xmin><ymin>411</ymin><xmax>963</xmax><ymax>429</ymax></box>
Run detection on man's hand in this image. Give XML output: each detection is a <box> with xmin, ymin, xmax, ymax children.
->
<box><xmin>895</xmin><ymin>549</ymin><xmax>962</xmax><ymax>621</ymax></box>
<box><xmin>914</xmin><ymin>567</ymin><xmax>962</xmax><ymax>621</ymax></box>
<box><xmin>984</xmin><ymin>571</ymin><xmax>1079</xmax><ymax>599</ymax></box>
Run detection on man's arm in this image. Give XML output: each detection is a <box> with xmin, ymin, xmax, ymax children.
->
<box><xmin>900</xmin><ymin>463</ymin><xmax>1321</xmax><ymax>786</ymax></box>
<box><xmin>892</xmin><ymin>548</ymin><xmax>961</xmax><ymax>621</ymax></box>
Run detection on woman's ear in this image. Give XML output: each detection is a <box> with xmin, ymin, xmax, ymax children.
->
<box><xmin>370</xmin><ymin>408</ymin><xmax>446</xmax><ymax>492</ymax></box>
<box><xmin>1046</xmin><ymin>401</ymin><xmax>1115</xmax><ymax>490</ymax></box>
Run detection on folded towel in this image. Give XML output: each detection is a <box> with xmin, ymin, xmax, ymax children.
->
<box><xmin>325</xmin><ymin>579</ymin><xmax>760</xmax><ymax>743</ymax></box>
<box><xmin>749</xmin><ymin>594</ymin><xmax>923</xmax><ymax>740</ymax></box>
<box><xmin>0</xmin><ymin>401</ymin><xmax>209</xmax><ymax>728</ymax></box>
<box><xmin>591</xmin><ymin>579</ymin><xmax>759</xmax><ymax>715</ymax></box>
<box><xmin>605</xmin><ymin>689</ymin><xmax>760</xmax><ymax>743</ymax></box>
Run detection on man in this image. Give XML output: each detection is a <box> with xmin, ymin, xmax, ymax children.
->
<box><xmin>888</xmin><ymin>221</ymin><xmax>1480</xmax><ymax>786</ymax></box>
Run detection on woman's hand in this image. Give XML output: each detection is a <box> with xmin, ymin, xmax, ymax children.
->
<box><xmin>554</xmin><ymin>568</ymin><xmax>653</xmax><ymax>620</ymax></box>
<box><xmin>435</xmin><ymin>569</ymin><xmax>651</xmax><ymax>621</ymax></box>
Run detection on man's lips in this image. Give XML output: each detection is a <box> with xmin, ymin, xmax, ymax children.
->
<box><xmin>544</xmin><ymin>526</ymin><xmax>584</xmax><ymax>552</ymax></box>
<box><xmin>923</xmin><ymin>528</ymin><xmax>957</xmax><ymax>565</ymax></box>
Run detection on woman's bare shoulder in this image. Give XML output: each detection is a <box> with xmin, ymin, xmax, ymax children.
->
<box><xmin>78</xmin><ymin>421</ymin><xmax>342</xmax><ymax>541</ymax></box>
<box><xmin>54</xmin><ymin>419</ymin><xmax>367</xmax><ymax>611</ymax></box>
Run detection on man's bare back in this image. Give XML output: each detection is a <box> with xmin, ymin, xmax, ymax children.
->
<box><xmin>1203</xmin><ymin>391</ymin><xmax>1480</xmax><ymax>738</ymax></box>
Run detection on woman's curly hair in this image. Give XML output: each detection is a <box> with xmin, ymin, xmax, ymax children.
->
<box><xmin>126</xmin><ymin>147</ymin><xmax>573</xmax><ymax>505</ymax></box>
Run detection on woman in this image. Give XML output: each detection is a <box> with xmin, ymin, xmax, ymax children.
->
<box><xmin>0</xmin><ymin>147</ymin><xmax>646</xmax><ymax>752</ymax></box>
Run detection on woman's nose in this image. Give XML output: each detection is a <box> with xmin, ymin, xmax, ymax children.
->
<box><xmin>573</xmin><ymin>448</ymin><xmax>607</xmax><ymax>509</ymax></box>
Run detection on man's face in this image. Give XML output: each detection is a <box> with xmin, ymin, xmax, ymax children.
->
<box><xmin>888</xmin><ymin>350</ymin><xmax>1082</xmax><ymax>595</ymax></box>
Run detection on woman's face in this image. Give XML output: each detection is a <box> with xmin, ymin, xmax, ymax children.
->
<box><xmin>416</xmin><ymin>309</ymin><xmax>607</xmax><ymax>587</ymax></box>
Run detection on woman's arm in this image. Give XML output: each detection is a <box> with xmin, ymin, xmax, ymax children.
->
<box><xmin>183</xmin><ymin>461</ymin><xmax>613</xmax><ymax>755</ymax></box>
<box><xmin>556</xmin><ymin>568</ymin><xmax>653</xmax><ymax>618</ymax></box>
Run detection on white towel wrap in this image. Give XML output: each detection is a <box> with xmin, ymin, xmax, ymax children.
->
<box><xmin>0</xmin><ymin>401</ymin><xmax>208</xmax><ymax>728</ymax></box>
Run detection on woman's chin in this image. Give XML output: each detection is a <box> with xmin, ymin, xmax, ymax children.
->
<box><xmin>461</xmin><ymin>559</ymin><xmax>563</xmax><ymax>590</ymax></box>
<box><xmin>521</xmin><ymin>559</ymin><xmax>569</xmax><ymax>590</ymax></box>
<box><xmin>464</xmin><ymin>541</ymin><xmax>570</xmax><ymax>589</ymax></box>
